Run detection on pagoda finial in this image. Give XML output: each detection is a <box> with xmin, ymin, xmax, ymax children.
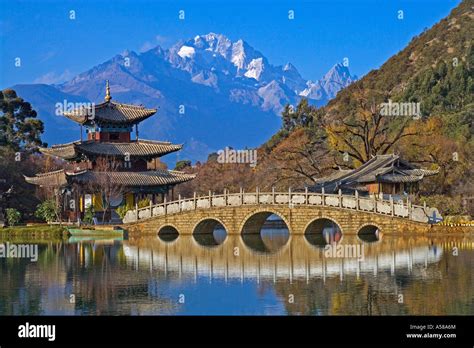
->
<box><xmin>105</xmin><ymin>80</ymin><xmax>111</xmax><ymax>102</ymax></box>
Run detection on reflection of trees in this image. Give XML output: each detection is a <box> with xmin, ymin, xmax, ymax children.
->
<box><xmin>0</xmin><ymin>242</ymin><xmax>177</xmax><ymax>315</ymax></box>
<box><xmin>0</xmin><ymin>243</ymin><xmax>64</xmax><ymax>315</ymax></box>
<box><xmin>270</xmin><ymin>247</ymin><xmax>473</xmax><ymax>315</ymax></box>
<box><xmin>401</xmin><ymin>252</ymin><xmax>473</xmax><ymax>315</ymax></box>
<box><xmin>66</xmin><ymin>243</ymin><xmax>176</xmax><ymax>315</ymax></box>
<box><xmin>0</xmin><ymin>257</ymin><xmax>42</xmax><ymax>315</ymax></box>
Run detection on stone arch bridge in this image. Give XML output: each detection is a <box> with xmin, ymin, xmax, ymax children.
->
<box><xmin>123</xmin><ymin>189</ymin><xmax>436</xmax><ymax>237</ymax></box>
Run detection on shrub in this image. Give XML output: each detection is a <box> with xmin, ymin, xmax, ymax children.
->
<box><xmin>83</xmin><ymin>205</ymin><xmax>95</xmax><ymax>225</ymax></box>
<box><xmin>116</xmin><ymin>204</ymin><xmax>133</xmax><ymax>219</ymax></box>
<box><xmin>116</xmin><ymin>198</ymin><xmax>151</xmax><ymax>219</ymax></box>
<box><xmin>138</xmin><ymin>198</ymin><xmax>151</xmax><ymax>208</ymax></box>
<box><xmin>34</xmin><ymin>200</ymin><xmax>57</xmax><ymax>223</ymax></box>
<box><xmin>6</xmin><ymin>208</ymin><xmax>21</xmax><ymax>226</ymax></box>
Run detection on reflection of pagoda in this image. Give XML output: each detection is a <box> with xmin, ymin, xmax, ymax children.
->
<box><xmin>25</xmin><ymin>81</ymin><xmax>195</xmax><ymax>222</ymax></box>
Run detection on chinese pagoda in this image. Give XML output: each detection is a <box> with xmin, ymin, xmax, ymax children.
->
<box><xmin>25</xmin><ymin>81</ymin><xmax>195</xmax><ymax>222</ymax></box>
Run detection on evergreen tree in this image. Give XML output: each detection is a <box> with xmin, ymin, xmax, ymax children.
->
<box><xmin>0</xmin><ymin>89</ymin><xmax>45</xmax><ymax>151</ymax></box>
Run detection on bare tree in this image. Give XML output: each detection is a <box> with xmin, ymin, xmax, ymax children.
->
<box><xmin>326</xmin><ymin>86</ymin><xmax>419</xmax><ymax>164</ymax></box>
<box><xmin>87</xmin><ymin>157</ymin><xmax>124</xmax><ymax>223</ymax></box>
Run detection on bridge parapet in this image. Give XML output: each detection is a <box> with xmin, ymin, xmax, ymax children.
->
<box><xmin>123</xmin><ymin>188</ymin><xmax>438</xmax><ymax>224</ymax></box>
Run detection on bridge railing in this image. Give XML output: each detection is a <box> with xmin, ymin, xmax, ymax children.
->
<box><xmin>123</xmin><ymin>188</ymin><xmax>435</xmax><ymax>224</ymax></box>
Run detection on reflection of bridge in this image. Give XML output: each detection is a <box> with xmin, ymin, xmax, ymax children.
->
<box><xmin>123</xmin><ymin>189</ymin><xmax>435</xmax><ymax>236</ymax></box>
<box><xmin>123</xmin><ymin>235</ymin><xmax>448</xmax><ymax>282</ymax></box>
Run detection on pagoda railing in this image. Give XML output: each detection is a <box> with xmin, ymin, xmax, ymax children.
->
<box><xmin>123</xmin><ymin>188</ymin><xmax>435</xmax><ymax>224</ymax></box>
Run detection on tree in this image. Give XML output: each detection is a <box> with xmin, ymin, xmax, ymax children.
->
<box><xmin>269</xmin><ymin>99</ymin><xmax>334</xmax><ymax>185</ymax></box>
<box><xmin>87</xmin><ymin>157</ymin><xmax>124</xmax><ymax>223</ymax></box>
<box><xmin>281</xmin><ymin>98</ymin><xmax>314</xmax><ymax>132</ymax></box>
<box><xmin>397</xmin><ymin>115</ymin><xmax>471</xmax><ymax>196</ymax></box>
<box><xmin>175</xmin><ymin>160</ymin><xmax>192</xmax><ymax>171</ymax></box>
<box><xmin>271</xmin><ymin>127</ymin><xmax>333</xmax><ymax>186</ymax></box>
<box><xmin>0</xmin><ymin>89</ymin><xmax>45</xmax><ymax>151</ymax></box>
<box><xmin>0</xmin><ymin>90</ymin><xmax>45</xmax><ymax>218</ymax></box>
<box><xmin>326</xmin><ymin>87</ymin><xmax>418</xmax><ymax>165</ymax></box>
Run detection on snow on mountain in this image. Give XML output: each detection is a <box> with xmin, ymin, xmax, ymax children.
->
<box><xmin>231</xmin><ymin>39</ymin><xmax>248</xmax><ymax>70</ymax></box>
<box><xmin>177</xmin><ymin>46</ymin><xmax>196</xmax><ymax>59</ymax></box>
<box><xmin>300</xmin><ymin>80</ymin><xmax>326</xmax><ymax>100</ymax></box>
<box><xmin>118</xmin><ymin>32</ymin><xmax>355</xmax><ymax>109</ymax></box>
<box><xmin>318</xmin><ymin>63</ymin><xmax>357</xmax><ymax>99</ymax></box>
<box><xmin>299</xmin><ymin>63</ymin><xmax>357</xmax><ymax>100</ymax></box>
<box><xmin>244</xmin><ymin>58</ymin><xmax>265</xmax><ymax>81</ymax></box>
<box><xmin>258</xmin><ymin>80</ymin><xmax>293</xmax><ymax>113</ymax></box>
<box><xmin>12</xmin><ymin>33</ymin><xmax>356</xmax><ymax>163</ymax></box>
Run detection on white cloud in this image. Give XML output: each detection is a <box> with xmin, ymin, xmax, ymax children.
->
<box><xmin>33</xmin><ymin>70</ymin><xmax>74</xmax><ymax>84</ymax></box>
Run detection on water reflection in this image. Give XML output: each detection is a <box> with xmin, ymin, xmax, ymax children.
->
<box><xmin>158</xmin><ymin>226</ymin><xmax>179</xmax><ymax>243</ymax></box>
<box><xmin>358</xmin><ymin>225</ymin><xmax>382</xmax><ymax>243</ymax></box>
<box><xmin>0</xmin><ymin>232</ymin><xmax>473</xmax><ymax>315</ymax></box>
<box><xmin>305</xmin><ymin>218</ymin><xmax>343</xmax><ymax>248</ymax></box>
<box><xmin>241</xmin><ymin>214</ymin><xmax>290</xmax><ymax>253</ymax></box>
<box><xmin>126</xmin><ymin>235</ymin><xmax>443</xmax><ymax>281</ymax></box>
<box><xmin>192</xmin><ymin>219</ymin><xmax>227</xmax><ymax>247</ymax></box>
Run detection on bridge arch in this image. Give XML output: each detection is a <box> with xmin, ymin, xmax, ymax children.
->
<box><xmin>192</xmin><ymin>217</ymin><xmax>228</xmax><ymax>248</ymax></box>
<box><xmin>239</xmin><ymin>209</ymin><xmax>291</xmax><ymax>254</ymax></box>
<box><xmin>303</xmin><ymin>216</ymin><xmax>343</xmax><ymax>248</ymax></box>
<box><xmin>357</xmin><ymin>223</ymin><xmax>383</xmax><ymax>243</ymax></box>
<box><xmin>157</xmin><ymin>224</ymin><xmax>180</xmax><ymax>243</ymax></box>
<box><xmin>239</xmin><ymin>209</ymin><xmax>292</xmax><ymax>235</ymax></box>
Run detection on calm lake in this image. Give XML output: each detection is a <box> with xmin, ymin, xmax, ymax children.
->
<box><xmin>0</xmin><ymin>226</ymin><xmax>473</xmax><ymax>315</ymax></box>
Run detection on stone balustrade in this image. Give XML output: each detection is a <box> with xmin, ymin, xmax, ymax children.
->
<box><xmin>123</xmin><ymin>189</ymin><xmax>436</xmax><ymax>225</ymax></box>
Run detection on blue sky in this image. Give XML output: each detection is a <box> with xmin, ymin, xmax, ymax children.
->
<box><xmin>0</xmin><ymin>0</ymin><xmax>462</xmax><ymax>88</ymax></box>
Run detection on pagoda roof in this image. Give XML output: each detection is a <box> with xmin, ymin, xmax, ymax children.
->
<box><xmin>63</xmin><ymin>100</ymin><xmax>157</xmax><ymax>126</ymax></box>
<box><xmin>25</xmin><ymin>169</ymin><xmax>195</xmax><ymax>188</ymax></box>
<box><xmin>68</xmin><ymin>170</ymin><xmax>195</xmax><ymax>187</ymax></box>
<box><xmin>39</xmin><ymin>139</ymin><xmax>183</xmax><ymax>160</ymax></box>
<box><xmin>39</xmin><ymin>141</ymin><xmax>79</xmax><ymax>160</ymax></box>
<box><xmin>24</xmin><ymin>169</ymin><xmax>67</xmax><ymax>187</ymax></box>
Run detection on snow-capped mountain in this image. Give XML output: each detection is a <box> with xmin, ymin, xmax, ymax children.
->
<box><xmin>300</xmin><ymin>63</ymin><xmax>357</xmax><ymax>100</ymax></box>
<box><xmin>11</xmin><ymin>33</ymin><xmax>356</xmax><ymax>163</ymax></box>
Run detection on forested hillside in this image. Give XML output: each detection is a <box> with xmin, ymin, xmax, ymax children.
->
<box><xmin>179</xmin><ymin>0</ymin><xmax>473</xmax><ymax>215</ymax></box>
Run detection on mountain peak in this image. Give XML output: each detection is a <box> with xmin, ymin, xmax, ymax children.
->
<box><xmin>320</xmin><ymin>63</ymin><xmax>357</xmax><ymax>98</ymax></box>
<box><xmin>299</xmin><ymin>63</ymin><xmax>356</xmax><ymax>100</ymax></box>
<box><xmin>283</xmin><ymin>62</ymin><xmax>297</xmax><ymax>71</ymax></box>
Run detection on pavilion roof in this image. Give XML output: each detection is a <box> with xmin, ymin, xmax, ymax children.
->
<box><xmin>24</xmin><ymin>169</ymin><xmax>67</xmax><ymax>187</ymax></box>
<box><xmin>68</xmin><ymin>170</ymin><xmax>195</xmax><ymax>187</ymax></box>
<box><xmin>312</xmin><ymin>154</ymin><xmax>439</xmax><ymax>192</ymax></box>
<box><xmin>25</xmin><ymin>169</ymin><xmax>195</xmax><ymax>188</ymax></box>
<box><xmin>63</xmin><ymin>100</ymin><xmax>157</xmax><ymax>126</ymax></box>
<box><xmin>39</xmin><ymin>141</ymin><xmax>79</xmax><ymax>160</ymax></box>
<box><xmin>39</xmin><ymin>139</ymin><xmax>182</xmax><ymax>160</ymax></box>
